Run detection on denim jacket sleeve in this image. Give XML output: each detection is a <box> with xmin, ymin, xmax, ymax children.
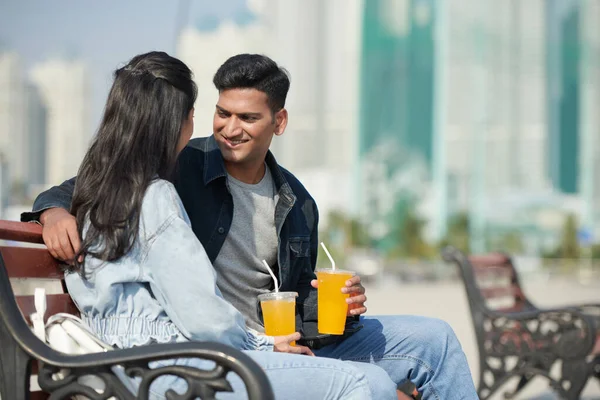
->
<box><xmin>141</xmin><ymin>181</ymin><xmax>273</xmax><ymax>352</ymax></box>
<box><xmin>296</xmin><ymin>200</ymin><xmax>319</xmax><ymax>320</ymax></box>
<box><xmin>21</xmin><ymin>177</ymin><xmax>76</xmax><ymax>222</ymax></box>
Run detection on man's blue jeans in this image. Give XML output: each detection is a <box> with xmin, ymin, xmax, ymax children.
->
<box><xmin>315</xmin><ymin>315</ymin><xmax>478</xmax><ymax>399</ymax></box>
<box><xmin>147</xmin><ymin>350</ymin><xmax>379</xmax><ymax>399</ymax></box>
<box><xmin>146</xmin><ymin>315</ymin><xmax>477</xmax><ymax>399</ymax></box>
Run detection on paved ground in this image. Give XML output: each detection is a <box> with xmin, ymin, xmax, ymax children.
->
<box><xmin>363</xmin><ymin>274</ymin><xmax>600</xmax><ymax>399</ymax></box>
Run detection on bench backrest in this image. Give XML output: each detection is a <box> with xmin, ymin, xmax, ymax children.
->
<box><xmin>442</xmin><ymin>247</ymin><xmax>537</xmax><ymax>366</ymax></box>
<box><xmin>467</xmin><ymin>253</ymin><xmax>532</xmax><ymax>314</ymax></box>
<box><xmin>0</xmin><ymin>220</ymin><xmax>79</xmax><ymax>399</ymax></box>
<box><xmin>0</xmin><ymin>220</ymin><xmax>79</xmax><ymax>325</ymax></box>
<box><xmin>444</xmin><ymin>247</ymin><xmax>534</xmax><ymax>318</ymax></box>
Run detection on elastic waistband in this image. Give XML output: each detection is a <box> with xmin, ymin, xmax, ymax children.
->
<box><xmin>82</xmin><ymin>315</ymin><xmax>184</xmax><ymax>348</ymax></box>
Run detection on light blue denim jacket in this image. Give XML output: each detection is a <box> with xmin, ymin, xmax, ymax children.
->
<box><xmin>65</xmin><ymin>179</ymin><xmax>274</xmax><ymax>352</ymax></box>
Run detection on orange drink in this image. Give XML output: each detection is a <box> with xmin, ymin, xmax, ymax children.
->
<box><xmin>317</xmin><ymin>269</ymin><xmax>354</xmax><ymax>334</ymax></box>
<box><xmin>258</xmin><ymin>292</ymin><xmax>297</xmax><ymax>345</ymax></box>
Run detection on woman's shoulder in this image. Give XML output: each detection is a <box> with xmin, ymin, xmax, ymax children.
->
<box><xmin>144</xmin><ymin>179</ymin><xmax>179</xmax><ymax>203</ymax></box>
<box><xmin>140</xmin><ymin>179</ymin><xmax>186</xmax><ymax>236</ymax></box>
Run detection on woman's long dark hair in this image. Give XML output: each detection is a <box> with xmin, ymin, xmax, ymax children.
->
<box><xmin>71</xmin><ymin>51</ymin><xmax>197</xmax><ymax>272</ymax></box>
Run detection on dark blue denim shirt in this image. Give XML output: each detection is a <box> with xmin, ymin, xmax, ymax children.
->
<box><xmin>22</xmin><ymin>136</ymin><xmax>322</xmax><ymax>334</ymax></box>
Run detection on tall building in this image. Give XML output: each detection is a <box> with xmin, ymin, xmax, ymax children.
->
<box><xmin>0</xmin><ymin>154</ymin><xmax>9</xmax><ymax>217</ymax></box>
<box><xmin>0</xmin><ymin>52</ymin><xmax>48</xmax><ymax>200</ymax></box>
<box><xmin>0</xmin><ymin>52</ymin><xmax>27</xmax><ymax>185</ymax></box>
<box><xmin>360</xmin><ymin>0</ymin><xmax>434</xmax><ymax>166</ymax></box>
<box><xmin>442</xmin><ymin>0</ymin><xmax>548</xmax><ymax>202</ymax></box>
<box><xmin>546</xmin><ymin>0</ymin><xmax>600</xmax><ymax>232</ymax></box>
<box><xmin>359</xmin><ymin>0</ymin><xmax>550</xmax><ymax>248</ymax></box>
<box><xmin>259</xmin><ymin>0</ymin><xmax>363</xmax><ymax>220</ymax></box>
<box><xmin>31</xmin><ymin>59</ymin><xmax>90</xmax><ymax>184</ymax></box>
<box><xmin>24</xmin><ymin>83</ymin><xmax>46</xmax><ymax>186</ymax></box>
<box><xmin>443</xmin><ymin>0</ymin><xmax>549</xmax><ymax>251</ymax></box>
<box><xmin>578</xmin><ymin>0</ymin><xmax>600</xmax><ymax>232</ymax></box>
<box><xmin>358</xmin><ymin>0</ymin><xmax>435</xmax><ymax>245</ymax></box>
<box><xmin>257</xmin><ymin>0</ymin><xmax>362</xmax><ymax>175</ymax></box>
<box><xmin>547</xmin><ymin>0</ymin><xmax>580</xmax><ymax>194</ymax></box>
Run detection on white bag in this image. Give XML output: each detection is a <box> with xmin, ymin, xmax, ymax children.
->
<box><xmin>30</xmin><ymin>288</ymin><xmax>136</xmax><ymax>399</ymax></box>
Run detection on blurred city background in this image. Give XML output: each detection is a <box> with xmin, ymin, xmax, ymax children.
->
<box><xmin>1</xmin><ymin>0</ymin><xmax>599</xmax><ymax>398</ymax></box>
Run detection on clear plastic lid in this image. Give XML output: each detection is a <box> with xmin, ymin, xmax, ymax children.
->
<box><xmin>315</xmin><ymin>269</ymin><xmax>355</xmax><ymax>275</ymax></box>
<box><xmin>257</xmin><ymin>291</ymin><xmax>298</xmax><ymax>302</ymax></box>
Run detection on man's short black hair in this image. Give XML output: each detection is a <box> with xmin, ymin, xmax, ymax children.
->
<box><xmin>213</xmin><ymin>54</ymin><xmax>290</xmax><ymax>112</ymax></box>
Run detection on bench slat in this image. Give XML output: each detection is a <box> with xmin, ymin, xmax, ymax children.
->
<box><xmin>480</xmin><ymin>285</ymin><xmax>524</xmax><ymax>299</ymax></box>
<box><xmin>0</xmin><ymin>220</ymin><xmax>44</xmax><ymax>244</ymax></box>
<box><xmin>1</xmin><ymin>246</ymin><xmax>63</xmax><ymax>278</ymax></box>
<box><xmin>468</xmin><ymin>253</ymin><xmax>510</xmax><ymax>267</ymax></box>
<box><xmin>473</xmin><ymin>265</ymin><xmax>515</xmax><ymax>279</ymax></box>
<box><xmin>497</xmin><ymin>304</ymin><xmax>529</xmax><ymax>313</ymax></box>
<box><xmin>17</xmin><ymin>294</ymin><xmax>80</xmax><ymax>325</ymax></box>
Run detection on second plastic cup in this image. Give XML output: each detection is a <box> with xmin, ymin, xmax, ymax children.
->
<box><xmin>258</xmin><ymin>291</ymin><xmax>298</xmax><ymax>345</ymax></box>
<box><xmin>317</xmin><ymin>269</ymin><xmax>355</xmax><ymax>335</ymax></box>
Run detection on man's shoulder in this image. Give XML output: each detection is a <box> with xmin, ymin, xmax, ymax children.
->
<box><xmin>187</xmin><ymin>137</ymin><xmax>209</xmax><ymax>151</ymax></box>
<box><xmin>278</xmin><ymin>165</ymin><xmax>313</xmax><ymax>203</ymax></box>
<box><xmin>277</xmin><ymin>165</ymin><xmax>319</xmax><ymax>229</ymax></box>
<box><xmin>177</xmin><ymin>137</ymin><xmax>211</xmax><ymax>172</ymax></box>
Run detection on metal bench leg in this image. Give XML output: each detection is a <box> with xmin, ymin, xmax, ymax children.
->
<box><xmin>477</xmin><ymin>368</ymin><xmax>495</xmax><ymax>400</ymax></box>
<box><xmin>559</xmin><ymin>359</ymin><xmax>590</xmax><ymax>400</ymax></box>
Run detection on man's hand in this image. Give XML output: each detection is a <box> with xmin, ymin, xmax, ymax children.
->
<box><xmin>273</xmin><ymin>332</ymin><xmax>314</xmax><ymax>356</ymax></box>
<box><xmin>311</xmin><ymin>274</ymin><xmax>367</xmax><ymax>317</ymax></box>
<box><xmin>40</xmin><ymin>208</ymin><xmax>81</xmax><ymax>262</ymax></box>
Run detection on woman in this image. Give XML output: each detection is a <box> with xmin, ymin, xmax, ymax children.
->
<box><xmin>65</xmin><ymin>51</ymin><xmax>382</xmax><ymax>399</ymax></box>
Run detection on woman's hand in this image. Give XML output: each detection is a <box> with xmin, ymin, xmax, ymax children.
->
<box><xmin>273</xmin><ymin>332</ymin><xmax>314</xmax><ymax>356</ymax></box>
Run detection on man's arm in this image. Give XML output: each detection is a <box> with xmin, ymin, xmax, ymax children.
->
<box><xmin>21</xmin><ymin>177</ymin><xmax>76</xmax><ymax>223</ymax></box>
<box><xmin>21</xmin><ymin>177</ymin><xmax>81</xmax><ymax>261</ymax></box>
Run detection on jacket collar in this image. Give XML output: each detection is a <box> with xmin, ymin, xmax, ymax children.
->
<box><xmin>202</xmin><ymin>135</ymin><xmax>296</xmax><ymax>204</ymax></box>
<box><xmin>202</xmin><ymin>135</ymin><xmax>227</xmax><ymax>185</ymax></box>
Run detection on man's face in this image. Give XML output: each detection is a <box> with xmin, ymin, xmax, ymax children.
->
<box><xmin>213</xmin><ymin>88</ymin><xmax>286</xmax><ymax>168</ymax></box>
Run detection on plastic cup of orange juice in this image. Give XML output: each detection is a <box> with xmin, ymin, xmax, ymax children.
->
<box><xmin>316</xmin><ymin>269</ymin><xmax>355</xmax><ymax>335</ymax></box>
<box><xmin>258</xmin><ymin>291</ymin><xmax>298</xmax><ymax>344</ymax></box>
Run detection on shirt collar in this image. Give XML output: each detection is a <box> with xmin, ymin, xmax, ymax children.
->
<box><xmin>201</xmin><ymin>135</ymin><xmax>296</xmax><ymax>204</ymax></box>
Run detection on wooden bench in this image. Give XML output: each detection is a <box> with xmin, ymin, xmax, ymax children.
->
<box><xmin>0</xmin><ymin>220</ymin><xmax>274</xmax><ymax>400</ymax></box>
<box><xmin>442</xmin><ymin>246</ymin><xmax>600</xmax><ymax>400</ymax></box>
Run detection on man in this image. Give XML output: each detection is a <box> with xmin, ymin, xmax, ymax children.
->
<box><xmin>23</xmin><ymin>54</ymin><xmax>477</xmax><ymax>399</ymax></box>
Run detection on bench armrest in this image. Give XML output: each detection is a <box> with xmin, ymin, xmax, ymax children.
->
<box><xmin>484</xmin><ymin>306</ymin><xmax>598</xmax><ymax>360</ymax></box>
<box><xmin>35</xmin><ymin>341</ymin><xmax>274</xmax><ymax>400</ymax></box>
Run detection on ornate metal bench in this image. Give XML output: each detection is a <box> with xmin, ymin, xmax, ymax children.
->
<box><xmin>442</xmin><ymin>246</ymin><xmax>600</xmax><ymax>400</ymax></box>
<box><xmin>0</xmin><ymin>220</ymin><xmax>274</xmax><ymax>400</ymax></box>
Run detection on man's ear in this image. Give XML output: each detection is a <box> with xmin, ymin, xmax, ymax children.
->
<box><xmin>274</xmin><ymin>108</ymin><xmax>288</xmax><ymax>136</ymax></box>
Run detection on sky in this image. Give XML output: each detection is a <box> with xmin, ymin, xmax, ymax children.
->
<box><xmin>0</xmin><ymin>0</ymin><xmax>248</xmax><ymax>129</ymax></box>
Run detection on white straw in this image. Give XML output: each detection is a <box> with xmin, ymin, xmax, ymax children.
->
<box><xmin>262</xmin><ymin>260</ymin><xmax>279</xmax><ymax>292</ymax></box>
<box><xmin>320</xmin><ymin>242</ymin><xmax>336</xmax><ymax>270</ymax></box>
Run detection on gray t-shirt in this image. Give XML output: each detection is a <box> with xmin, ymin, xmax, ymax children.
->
<box><xmin>213</xmin><ymin>166</ymin><xmax>279</xmax><ymax>332</ymax></box>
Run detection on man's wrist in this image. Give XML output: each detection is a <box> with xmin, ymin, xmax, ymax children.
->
<box><xmin>39</xmin><ymin>209</ymin><xmax>52</xmax><ymax>225</ymax></box>
<box><xmin>39</xmin><ymin>207</ymin><xmax>65</xmax><ymax>225</ymax></box>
